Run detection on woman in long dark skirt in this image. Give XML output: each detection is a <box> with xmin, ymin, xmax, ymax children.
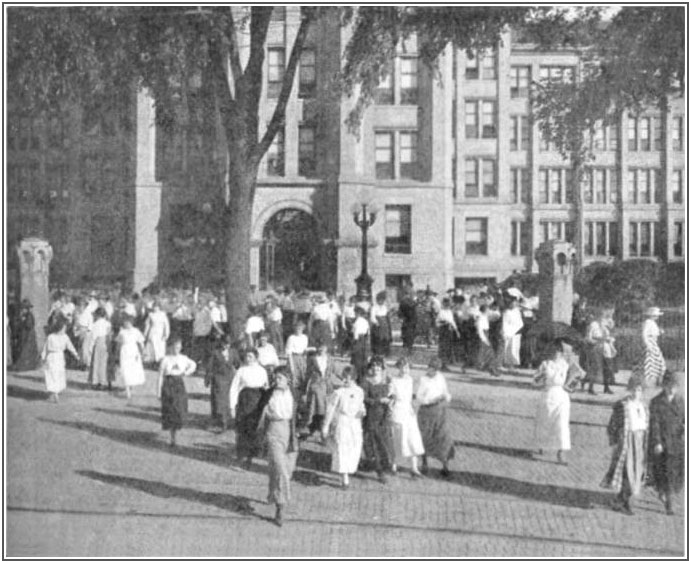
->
<box><xmin>361</xmin><ymin>356</ymin><xmax>395</xmax><ymax>483</ymax></box>
<box><xmin>436</xmin><ymin>298</ymin><xmax>459</xmax><ymax>371</ymax></box>
<box><xmin>370</xmin><ymin>293</ymin><xmax>392</xmax><ymax>357</ymax></box>
<box><xmin>416</xmin><ymin>358</ymin><xmax>455</xmax><ymax>477</ymax></box>
<box><xmin>157</xmin><ymin>338</ymin><xmax>197</xmax><ymax>447</ymax></box>
<box><xmin>350</xmin><ymin>307</ymin><xmax>371</xmax><ymax>385</ymax></box>
<box><xmin>205</xmin><ymin>336</ymin><xmax>241</xmax><ymax>432</ymax></box>
<box><xmin>230</xmin><ymin>348</ymin><xmax>269</xmax><ymax>468</ymax></box>
<box><xmin>11</xmin><ymin>299</ymin><xmax>40</xmax><ymax>371</ymax></box>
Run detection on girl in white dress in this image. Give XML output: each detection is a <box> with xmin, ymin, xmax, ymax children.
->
<box><xmin>389</xmin><ymin>357</ymin><xmax>425</xmax><ymax>477</ymax></box>
<box><xmin>533</xmin><ymin>340</ymin><xmax>571</xmax><ymax>464</ymax></box>
<box><xmin>41</xmin><ymin>320</ymin><xmax>80</xmax><ymax>402</ymax></box>
<box><xmin>322</xmin><ymin>366</ymin><xmax>366</xmax><ymax>489</ymax></box>
<box><xmin>144</xmin><ymin>301</ymin><xmax>170</xmax><ymax>366</ymax></box>
<box><xmin>117</xmin><ymin>316</ymin><xmax>146</xmax><ymax>400</ymax></box>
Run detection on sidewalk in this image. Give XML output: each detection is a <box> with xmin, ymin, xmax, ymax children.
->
<box><xmin>5</xmin><ymin>362</ymin><xmax>686</xmax><ymax>557</ymax></box>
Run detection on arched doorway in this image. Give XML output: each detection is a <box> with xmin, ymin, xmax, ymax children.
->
<box><xmin>260</xmin><ymin>208</ymin><xmax>322</xmax><ymax>290</ymax></box>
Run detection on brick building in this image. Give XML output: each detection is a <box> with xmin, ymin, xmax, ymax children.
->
<box><xmin>6</xmin><ymin>9</ymin><xmax>686</xmax><ymax>297</ymax></box>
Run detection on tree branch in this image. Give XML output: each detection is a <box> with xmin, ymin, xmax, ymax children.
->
<box><xmin>254</xmin><ymin>10</ymin><xmax>314</xmax><ymax>159</ymax></box>
<box><xmin>224</xmin><ymin>7</ymin><xmax>244</xmax><ymax>86</ymax></box>
<box><xmin>207</xmin><ymin>35</ymin><xmax>238</xmax><ymax>137</ymax></box>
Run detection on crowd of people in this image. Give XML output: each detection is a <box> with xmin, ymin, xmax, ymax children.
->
<box><xmin>4</xmin><ymin>282</ymin><xmax>684</xmax><ymax>526</ymax></box>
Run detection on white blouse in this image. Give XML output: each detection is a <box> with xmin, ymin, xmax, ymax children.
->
<box><xmin>627</xmin><ymin>399</ymin><xmax>648</xmax><ymax>432</ymax></box>
<box><xmin>257</xmin><ymin>343</ymin><xmax>279</xmax><ymax>367</ymax></box>
<box><xmin>352</xmin><ymin>317</ymin><xmax>370</xmax><ymax>339</ymax></box>
<box><xmin>265</xmin><ymin>388</ymin><xmax>294</xmax><ymax>420</ymax></box>
<box><xmin>91</xmin><ymin>318</ymin><xmax>111</xmax><ymax>339</ymax></box>
<box><xmin>286</xmin><ymin>334</ymin><xmax>309</xmax><ymax>355</ymax></box>
<box><xmin>230</xmin><ymin>364</ymin><xmax>269</xmax><ymax>415</ymax></box>
<box><xmin>416</xmin><ymin>372</ymin><xmax>451</xmax><ymax>405</ymax></box>
<box><xmin>159</xmin><ymin>354</ymin><xmax>197</xmax><ymax>377</ymax></box>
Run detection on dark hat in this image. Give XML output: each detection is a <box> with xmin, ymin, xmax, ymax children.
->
<box><xmin>661</xmin><ymin>370</ymin><xmax>679</xmax><ymax>388</ymax></box>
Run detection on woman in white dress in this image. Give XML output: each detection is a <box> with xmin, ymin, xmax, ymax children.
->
<box><xmin>41</xmin><ymin>319</ymin><xmax>80</xmax><ymax>402</ymax></box>
<box><xmin>389</xmin><ymin>357</ymin><xmax>425</xmax><ymax>477</ymax></box>
<box><xmin>117</xmin><ymin>316</ymin><xmax>146</xmax><ymax>400</ymax></box>
<box><xmin>144</xmin><ymin>301</ymin><xmax>170</xmax><ymax>366</ymax></box>
<box><xmin>322</xmin><ymin>366</ymin><xmax>366</xmax><ymax>489</ymax></box>
<box><xmin>533</xmin><ymin>340</ymin><xmax>571</xmax><ymax>464</ymax></box>
<box><xmin>501</xmin><ymin>299</ymin><xmax>524</xmax><ymax>369</ymax></box>
<box><xmin>632</xmin><ymin>306</ymin><xmax>666</xmax><ymax>388</ymax></box>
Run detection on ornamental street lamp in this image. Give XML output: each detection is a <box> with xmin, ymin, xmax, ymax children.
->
<box><xmin>352</xmin><ymin>202</ymin><xmax>378</xmax><ymax>302</ymax></box>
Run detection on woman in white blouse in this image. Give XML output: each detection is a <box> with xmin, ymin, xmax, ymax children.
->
<box><xmin>285</xmin><ymin>321</ymin><xmax>309</xmax><ymax>391</ymax></box>
<box><xmin>390</xmin><ymin>357</ymin><xmax>425</xmax><ymax>477</ymax></box>
<box><xmin>230</xmin><ymin>348</ymin><xmax>269</xmax><ymax>468</ymax></box>
<box><xmin>632</xmin><ymin>306</ymin><xmax>666</xmax><ymax>388</ymax></box>
<box><xmin>416</xmin><ymin>358</ymin><xmax>455</xmax><ymax>477</ymax></box>
<box><xmin>350</xmin><ymin>307</ymin><xmax>371</xmax><ymax>384</ymax></box>
<box><xmin>157</xmin><ymin>338</ymin><xmax>197</xmax><ymax>447</ymax></box>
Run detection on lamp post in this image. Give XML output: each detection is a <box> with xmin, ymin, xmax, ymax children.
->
<box><xmin>352</xmin><ymin>202</ymin><xmax>378</xmax><ymax>302</ymax></box>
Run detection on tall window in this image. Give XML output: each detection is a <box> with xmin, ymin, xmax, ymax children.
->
<box><xmin>465</xmin><ymin>218</ymin><xmax>488</xmax><ymax>255</ymax></box>
<box><xmin>539</xmin><ymin>221</ymin><xmax>573</xmax><ymax>244</ymax></box>
<box><xmin>298</xmin><ymin>48</ymin><xmax>316</xmax><ymax>98</ymax></box>
<box><xmin>374</xmin><ymin>61</ymin><xmax>394</xmax><ymax>105</ymax></box>
<box><xmin>510</xmin><ymin>168</ymin><xmax>530</xmax><ymax>203</ymax></box>
<box><xmin>585</xmin><ymin>222</ymin><xmax>618</xmax><ymax>256</ymax></box>
<box><xmin>628</xmin><ymin>116</ymin><xmax>637</xmax><ymax>151</ymax></box>
<box><xmin>510</xmin><ymin>66</ymin><xmax>530</xmax><ymax>98</ymax></box>
<box><xmin>628</xmin><ymin>169</ymin><xmax>661</xmax><ymax>204</ymax></box>
<box><xmin>672</xmin><ymin>170</ymin><xmax>683</xmax><ymax>203</ymax></box>
<box><xmin>538</xmin><ymin>169</ymin><xmax>572</xmax><ymax>204</ymax></box>
<box><xmin>375</xmin><ymin>132</ymin><xmax>394</xmax><ymax>179</ymax></box>
<box><xmin>510</xmin><ymin>115</ymin><xmax>529</xmax><ymax>151</ymax></box>
<box><xmin>399</xmin><ymin>131</ymin><xmax>418</xmax><ymax>179</ymax></box>
<box><xmin>609</xmin><ymin>123</ymin><xmax>620</xmax><ymax>151</ymax></box>
<box><xmin>267</xmin><ymin>129</ymin><xmax>285</xmax><ymax>176</ymax></box>
<box><xmin>465</xmin><ymin>50</ymin><xmax>495</xmax><ymax>80</ymax></box>
<box><xmin>653</xmin><ymin>117</ymin><xmax>663</xmax><ymax>151</ymax></box>
<box><xmin>583</xmin><ymin>168</ymin><xmax>618</xmax><ymax>204</ymax></box>
<box><xmin>481</xmin><ymin>51</ymin><xmax>496</xmax><ymax>80</ymax></box>
<box><xmin>673</xmin><ymin>222</ymin><xmax>684</xmax><ymax>257</ymax></box>
<box><xmin>268</xmin><ymin>48</ymin><xmax>285</xmax><ymax>98</ymax></box>
<box><xmin>465</xmin><ymin>158</ymin><xmax>496</xmax><ymax>198</ymax></box>
<box><xmin>384</xmin><ymin>205</ymin><xmax>412</xmax><ymax>254</ymax></box>
<box><xmin>639</xmin><ymin>117</ymin><xmax>650</xmax><ymax>151</ymax></box>
<box><xmin>298</xmin><ymin>125</ymin><xmax>316</xmax><ymax>177</ymax></box>
<box><xmin>466</xmin><ymin>100</ymin><xmax>496</xmax><ymax>139</ymax></box>
<box><xmin>672</xmin><ymin>116</ymin><xmax>683</xmax><ymax>151</ymax></box>
<box><xmin>465</xmin><ymin>53</ymin><xmax>479</xmax><ymax>79</ymax></box>
<box><xmin>400</xmin><ymin>57</ymin><xmax>418</xmax><ymax>105</ymax></box>
<box><xmin>511</xmin><ymin>221</ymin><xmax>529</xmax><ymax>256</ymax></box>
<box><xmin>629</xmin><ymin>221</ymin><xmax>662</xmax><ymax>257</ymax></box>
<box><xmin>628</xmin><ymin>115</ymin><xmax>661</xmax><ymax>151</ymax></box>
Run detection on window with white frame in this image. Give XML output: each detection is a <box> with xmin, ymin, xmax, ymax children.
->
<box><xmin>298</xmin><ymin>125</ymin><xmax>316</xmax><ymax>177</ymax></box>
<box><xmin>466</xmin><ymin>100</ymin><xmax>496</xmax><ymax>139</ymax></box>
<box><xmin>465</xmin><ymin>218</ymin><xmax>488</xmax><ymax>255</ymax></box>
<box><xmin>375</xmin><ymin>131</ymin><xmax>394</xmax><ymax>179</ymax></box>
<box><xmin>539</xmin><ymin>124</ymin><xmax>558</xmax><ymax>152</ymax></box>
<box><xmin>510</xmin><ymin>168</ymin><xmax>530</xmax><ymax>204</ymax></box>
<box><xmin>374</xmin><ymin>61</ymin><xmax>394</xmax><ymax>105</ymax></box>
<box><xmin>385</xmin><ymin>205</ymin><xmax>412</xmax><ymax>254</ymax></box>
<box><xmin>538</xmin><ymin>168</ymin><xmax>572</xmax><ymax>204</ymax></box>
<box><xmin>465</xmin><ymin>158</ymin><xmax>496</xmax><ymax>198</ymax></box>
<box><xmin>298</xmin><ymin>48</ymin><xmax>316</xmax><ymax>98</ymax></box>
<box><xmin>511</xmin><ymin>221</ymin><xmax>529</xmax><ymax>256</ymax></box>
<box><xmin>510</xmin><ymin>66</ymin><xmax>530</xmax><ymax>98</ymax></box>
<box><xmin>267</xmin><ymin>48</ymin><xmax>285</xmax><ymax>98</ymax></box>
<box><xmin>267</xmin><ymin>129</ymin><xmax>285</xmax><ymax>176</ymax></box>
<box><xmin>672</xmin><ymin>169</ymin><xmax>683</xmax><ymax>204</ymax></box>
<box><xmin>400</xmin><ymin>57</ymin><xmax>418</xmax><ymax>105</ymax></box>
<box><xmin>465</xmin><ymin>50</ymin><xmax>496</xmax><ymax>80</ymax></box>
<box><xmin>585</xmin><ymin>221</ymin><xmax>618</xmax><ymax>256</ymax></box>
<box><xmin>374</xmin><ymin>130</ymin><xmax>419</xmax><ymax>180</ymax></box>
<box><xmin>510</xmin><ymin>115</ymin><xmax>530</xmax><ymax>151</ymax></box>
<box><xmin>539</xmin><ymin>221</ymin><xmax>573</xmax><ymax>244</ymax></box>
<box><xmin>628</xmin><ymin>115</ymin><xmax>662</xmax><ymax>151</ymax></box>
<box><xmin>672</xmin><ymin>116</ymin><xmax>683</xmax><ymax>151</ymax></box>
<box><xmin>582</xmin><ymin>168</ymin><xmax>618</xmax><ymax>204</ymax></box>
<box><xmin>399</xmin><ymin>131</ymin><xmax>418</xmax><ymax>179</ymax></box>
<box><xmin>627</xmin><ymin>168</ymin><xmax>662</xmax><ymax>204</ymax></box>
<box><xmin>673</xmin><ymin>221</ymin><xmax>684</xmax><ymax>257</ymax></box>
<box><xmin>629</xmin><ymin>221</ymin><xmax>662</xmax><ymax>257</ymax></box>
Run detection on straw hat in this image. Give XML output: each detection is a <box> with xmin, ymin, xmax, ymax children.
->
<box><xmin>644</xmin><ymin>306</ymin><xmax>663</xmax><ymax>317</ymax></box>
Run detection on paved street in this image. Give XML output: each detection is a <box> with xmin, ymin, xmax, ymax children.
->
<box><xmin>5</xmin><ymin>359</ymin><xmax>686</xmax><ymax>558</ymax></box>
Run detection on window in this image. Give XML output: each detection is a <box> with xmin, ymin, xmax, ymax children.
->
<box><xmin>672</xmin><ymin>170</ymin><xmax>683</xmax><ymax>203</ymax></box>
<box><xmin>465</xmin><ymin>158</ymin><xmax>496</xmax><ymax>198</ymax></box>
<box><xmin>583</xmin><ymin>169</ymin><xmax>618</xmax><ymax>204</ymax></box>
<box><xmin>539</xmin><ymin>66</ymin><xmax>575</xmax><ymax>83</ymax></box>
<box><xmin>672</xmin><ymin>117</ymin><xmax>683</xmax><ymax>151</ymax></box>
<box><xmin>550</xmin><ymin>169</ymin><xmax>562</xmax><ymax>204</ymax></box>
<box><xmin>628</xmin><ymin>169</ymin><xmax>661</xmax><ymax>204</ymax></box>
<box><xmin>609</xmin><ymin>123</ymin><xmax>620</xmax><ymax>151</ymax></box>
<box><xmin>585</xmin><ymin>222</ymin><xmax>618</xmax><ymax>257</ymax></box>
<box><xmin>628</xmin><ymin>115</ymin><xmax>661</xmax><ymax>151</ymax></box>
<box><xmin>510</xmin><ymin>168</ymin><xmax>530</xmax><ymax>203</ymax></box>
<box><xmin>298</xmin><ymin>48</ymin><xmax>316</xmax><ymax>98</ymax></box>
<box><xmin>538</xmin><ymin>168</ymin><xmax>572</xmax><ymax>204</ymax></box>
<box><xmin>510</xmin><ymin>66</ymin><xmax>530</xmax><ymax>98</ymax></box>
<box><xmin>511</xmin><ymin>221</ymin><xmax>529</xmax><ymax>256</ymax></box>
<box><xmin>375</xmin><ymin>132</ymin><xmax>394</xmax><ymax>179</ymax></box>
<box><xmin>465</xmin><ymin>50</ymin><xmax>495</xmax><ymax>80</ymax></box>
<box><xmin>267</xmin><ymin>129</ymin><xmax>284</xmax><ymax>176</ymax></box>
<box><xmin>539</xmin><ymin>221</ymin><xmax>573</xmax><ymax>244</ymax></box>
<box><xmin>298</xmin><ymin>125</ymin><xmax>316</xmax><ymax>177</ymax></box>
<box><xmin>465</xmin><ymin>53</ymin><xmax>479</xmax><ymax>79</ymax></box>
<box><xmin>384</xmin><ymin>205</ymin><xmax>411</xmax><ymax>254</ymax></box>
<box><xmin>639</xmin><ymin>117</ymin><xmax>650</xmax><ymax>151</ymax></box>
<box><xmin>466</xmin><ymin>100</ymin><xmax>496</xmax><ymax>139</ymax></box>
<box><xmin>593</xmin><ymin>124</ymin><xmax>605</xmax><ymax>150</ymax></box>
<box><xmin>673</xmin><ymin>222</ymin><xmax>684</xmax><ymax>257</ymax></box>
<box><xmin>374</xmin><ymin>61</ymin><xmax>394</xmax><ymax>105</ymax></box>
<box><xmin>267</xmin><ymin>48</ymin><xmax>285</xmax><ymax>98</ymax></box>
<box><xmin>385</xmin><ymin>274</ymin><xmax>413</xmax><ymax>301</ymax></box>
<box><xmin>399</xmin><ymin>131</ymin><xmax>418</xmax><ymax>179</ymax></box>
<box><xmin>593</xmin><ymin>169</ymin><xmax>606</xmax><ymax>203</ymax></box>
<box><xmin>400</xmin><ymin>57</ymin><xmax>418</xmax><ymax>105</ymax></box>
<box><xmin>539</xmin><ymin>125</ymin><xmax>557</xmax><ymax>152</ymax></box>
<box><xmin>481</xmin><ymin>51</ymin><xmax>496</xmax><ymax>80</ymax></box>
<box><xmin>629</xmin><ymin>221</ymin><xmax>661</xmax><ymax>257</ymax></box>
<box><xmin>653</xmin><ymin>117</ymin><xmax>663</xmax><ymax>151</ymax></box>
<box><xmin>628</xmin><ymin>117</ymin><xmax>637</xmax><ymax>151</ymax></box>
<box><xmin>465</xmin><ymin>218</ymin><xmax>488</xmax><ymax>255</ymax></box>
<box><xmin>510</xmin><ymin>115</ymin><xmax>529</xmax><ymax>150</ymax></box>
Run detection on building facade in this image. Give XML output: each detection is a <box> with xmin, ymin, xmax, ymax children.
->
<box><xmin>6</xmin><ymin>9</ymin><xmax>686</xmax><ymax>297</ymax></box>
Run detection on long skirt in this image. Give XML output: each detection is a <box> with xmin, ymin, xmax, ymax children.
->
<box><xmin>118</xmin><ymin>345</ymin><xmax>146</xmax><ymax>387</ymax></box>
<box><xmin>417</xmin><ymin>403</ymin><xmax>455</xmax><ymax>463</ymax></box>
<box><xmin>438</xmin><ymin>325</ymin><xmax>455</xmax><ymax>366</ymax></box>
<box><xmin>351</xmin><ymin>336</ymin><xmax>370</xmax><ymax>385</ymax></box>
<box><xmin>390</xmin><ymin>413</ymin><xmax>425</xmax><ymax>460</ymax></box>
<box><xmin>328</xmin><ymin>414</ymin><xmax>363</xmax><ymax>474</ymax></box>
<box><xmin>81</xmin><ymin>331</ymin><xmax>95</xmax><ymax>368</ymax></box>
<box><xmin>364</xmin><ymin>417</ymin><xmax>394</xmax><ymax>473</ymax></box>
<box><xmin>266</xmin><ymin>321</ymin><xmax>284</xmax><ymax>355</ymax></box>
<box><xmin>401</xmin><ymin>320</ymin><xmax>416</xmax><ymax>350</ymax></box>
<box><xmin>44</xmin><ymin>351</ymin><xmax>67</xmax><ymax>394</ymax></box>
<box><xmin>370</xmin><ymin>317</ymin><xmax>391</xmax><ymax>357</ymax></box>
<box><xmin>476</xmin><ymin>339</ymin><xmax>498</xmax><ymax>373</ymax></box>
<box><xmin>633</xmin><ymin>343</ymin><xmax>666</xmax><ymax>388</ymax></box>
<box><xmin>503</xmin><ymin>334</ymin><xmax>521</xmax><ymax>367</ymax></box>
<box><xmin>13</xmin><ymin>329</ymin><xmax>40</xmax><ymax>371</ymax></box>
<box><xmin>209</xmin><ymin>375</ymin><xmax>232</xmax><ymax>427</ymax></box>
<box><xmin>89</xmin><ymin>336</ymin><xmax>109</xmax><ymax>385</ymax></box>
<box><xmin>235</xmin><ymin>387</ymin><xmax>266</xmax><ymax>459</ymax></box>
<box><xmin>288</xmin><ymin>353</ymin><xmax>307</xmax><ymax>393</ymax></box>
<box><xmin>534</xmin><ymin>386</ymin><xmax>571</xmax><ymax>451</ymax></box>
<box><xmin>602</xmin><ymin>429</ymin><xmax>647</xmax><ymax>496</ymax></box>
<box><xmin>649</xmin><ymin>448</ymin><xmax>685</xmax><ymax>496</ymax></box>
<box><xmin>161</xmin><ymin>376</ymin><xmax>188</xmax><ymax>431</ymax></box>
<box><xmin>266</xmin><ymin>419</ymin><xmax>298</xmax><ymax>506</ymax></box>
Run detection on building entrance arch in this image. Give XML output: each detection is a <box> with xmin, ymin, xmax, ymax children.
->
<box><xmin>260</xmin><ymin>208</ymin><xmax>322</xmax><ymax>291</ymax></box>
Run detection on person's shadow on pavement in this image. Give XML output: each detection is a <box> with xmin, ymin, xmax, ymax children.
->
<box><xmin>76</xmin><ymin>470</ymin><xmax>273</xmax><ymax>522</ymax></box>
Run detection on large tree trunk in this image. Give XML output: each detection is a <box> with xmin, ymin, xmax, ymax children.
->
<box><xmin>224</xmin><ymin>165</ymin><xmax>257</xmax><ymax>340</ymax></box>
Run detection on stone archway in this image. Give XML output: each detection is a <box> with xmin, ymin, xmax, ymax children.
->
<box><xmin>259</xmin><ymin>208</ymin><xmax>323</xmax><ymax>291</ymax></box>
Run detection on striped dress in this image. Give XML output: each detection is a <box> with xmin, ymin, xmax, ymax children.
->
<box><xmin>632</xmin><ymin>319</ymin><xmax>665</xmax><ymax>388</ymax></box>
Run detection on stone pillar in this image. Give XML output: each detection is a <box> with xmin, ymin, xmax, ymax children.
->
<box><xmin>535</xmin><ymin>240</ymin><xmax>577</xmax><ymax>325</ymax></box>
<box><xmin>17</xmin><ymin>238</ymin><xmax>53</xmax><ymax>350</ymax></box>
<box><xmin>133</xmin><ymin>89</ymin><xmax>162</xmax><ymax>291</ymax></box>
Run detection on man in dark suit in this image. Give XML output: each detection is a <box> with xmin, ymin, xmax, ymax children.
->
<box><xmin>648</xmin><ymin>370</ymin><xmax>685</xmax><ymax>515</ymax></box>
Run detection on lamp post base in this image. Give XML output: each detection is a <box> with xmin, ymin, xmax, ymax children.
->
<box><xmin>355</xmin><ymin>273</ymin><xmax>374</xmax><ymax>302</ymax></box>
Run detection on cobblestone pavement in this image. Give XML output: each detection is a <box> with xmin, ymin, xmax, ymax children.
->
<box><xmin>5</xmin><ymin>360</ymin><xmax>687</xmax><ymax>558</ymax></box>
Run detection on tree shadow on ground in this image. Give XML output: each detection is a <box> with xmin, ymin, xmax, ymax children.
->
<box><xmin>76</xmin><ymin>469</ymin><xmax>274</xmax><ymax>522</ymax></box>
<box><xmin>40</xmin><ymin>418</ymin><xmax>265</xmax><ymax>475</ymax></box>
<box><xmin>454</xmin><ymin>439</ymin><xmax>535</xmax><ymax>460</ymax></box>
<box><xmin>10</xmin><ymin>372</ymin><xmax>94</xmax><ymax>391</ymax></box>
<box><xmin>449</xmin><ymin>403</ymin><xmax>605</xmax><ymax>428</ymax></box>
<box><xmin>7</xmin><ymin>384</ymin><xmax>48</xmax><ymax>402</ymax></box>
<box><xmin>458</xmin><ymin>375</ymin><xmax>536</xmax><ymax>391</ymax></box>
<box><xmin>93</xmin><ymin>407</ymin><xmax>211</xmax><ymax>430</ymax></box>
<box><xmin>448</xmin><ymin>469</ymin><xmax>613</xmax><ymax>509</ymax></box>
